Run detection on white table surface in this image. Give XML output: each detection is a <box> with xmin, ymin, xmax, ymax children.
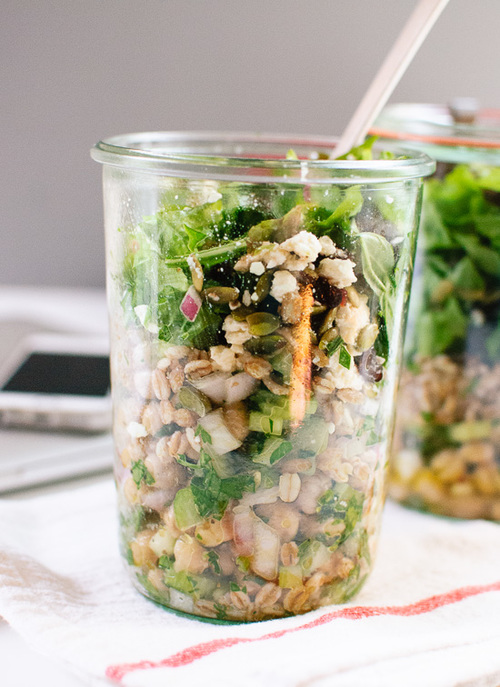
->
<box><xmin>0</xmin><ymin>285</ymin><xmax>111</xmax><ymax>685</ymax></box>
<box><xmin>0</xmin><ymin>618</ymin><xmax>89</xmax><ymax>686</ymax></box>
<box><xmin>0</xmin><ymin>473</ymin><xmax>112</xmax><ymax>687</ymax></box>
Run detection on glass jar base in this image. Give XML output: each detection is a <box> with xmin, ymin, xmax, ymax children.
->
<box><xmin>128</xmin><ymin>564</ymin><xmax>370</xmax><ymax>623</ymax></box>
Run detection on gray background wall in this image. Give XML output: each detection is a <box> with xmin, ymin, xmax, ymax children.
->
<box><xmin>1</xmin><ymin>0</ymin><xmax>498</xmax><ymax>289</ymax></box>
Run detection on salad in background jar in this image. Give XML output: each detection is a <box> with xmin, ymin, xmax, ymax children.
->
<box><xmin>92</xmin><ymin>133</ymin><xmax>433</xmax><ymax>620</ymax></box>
<box><xmin>373</xmin><ymin>102</ymin><xmax>500</xmax><ymax>520</ymax></box>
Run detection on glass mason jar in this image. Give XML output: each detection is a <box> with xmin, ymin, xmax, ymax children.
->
<box><xmin>91</xmin><ymin>133</ymin><xmax>433</xmax><ymax>621</ymax></box>
<box><xmin>373</xmin><ymin>103</ymin><xmax>500</xmax><ymax>520</ymax></box>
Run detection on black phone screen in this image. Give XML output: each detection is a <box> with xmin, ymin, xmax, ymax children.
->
<box><xmin>1</xmin><ymin>352</ymin><xmax>111</xmax><ymax>397</ymax></box>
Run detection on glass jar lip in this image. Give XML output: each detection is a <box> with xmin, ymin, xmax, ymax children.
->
<box><xmin>90</xmin><ymin>131</ymin><xmax>434</xmax><ymax>184</ymax></box>
<box><xmin>372</xmin><ymin>103</ymin><xmax>500</xmax><ymax>150</ymax></box>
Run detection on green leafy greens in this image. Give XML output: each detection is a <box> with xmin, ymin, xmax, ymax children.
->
<box><xmin>410</xmin><ymin>164</ymin><xmax>500</xmax><ymax>361</ymax></box>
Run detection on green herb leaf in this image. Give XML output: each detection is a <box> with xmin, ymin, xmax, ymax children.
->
<box><xmin>270</xmin><ymin>440</ymin><xmax>294</xmax><ymax>465</ymax></box>
<box><xmin>358</xmin><ymin>232</ymin><xmax>395</xmax><ymax>298</ymax></box>
<box><xmin>316</xmin><ymin>483</ymin><xmax>364</xmax><ymax>542</ymax></box>
<box><xmin>335</xmin><ymin>135</ymin><xmax>378</xmax><ymax>161</ymax></box>
<box><xmin>339</xmin><ymin>345</ymin><xmax>352</xmax><ymax>369</ymax></box>
<box><xmin>214</xmin><ymin>603</ymin><xmax>228</xmax><ymax>620</ymax></box>
<box><xmin>131</xmin><ymin>460</ymin><xmax>155</xmax><ymax>488</ymax></box>
<box><xmin>189</xmin><ymin>458</ymin><xmax>255</xmax><ymax>520</ymax></box>
<box><xmin>176</xmin><ymin>453</ymin><xmax>198</xmax><ymax>469</ymax></box>
<box><xmin>158</xmin><ymin>554</ymin><xmax>174</xmax><ymax>570</ymax></box>
<box><xmin>321</xmin><ymin>186</ymin><xmax>364</xmax><ymax>229</ymax></box>
<box><xmin>197</xmin><ymin>426</ymin><xmax>213</xmax><ymax>445</ymax></box>
<box><xmin>219</xmin><ymin>474</ymin><xmax>256</xmax><ymax>499</ymax></box>
<box><xmin>324</xmin><ymin>335</ymin><xmax>343</xmax><ymax>357</ymax></box>
<box><xmin>206</xmin><ymin>550</ymin><xmax>221</xmax><ymax>575</ymax></box>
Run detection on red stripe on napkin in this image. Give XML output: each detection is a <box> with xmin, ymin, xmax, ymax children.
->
<box><xmin>105</xmin><ymin>580</ymin><xmax>500</xmax><ymax>682</ymax></box>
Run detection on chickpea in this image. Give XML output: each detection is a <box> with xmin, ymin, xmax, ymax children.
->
<box><xmin>161</xmin><ymin>504</ymin><xmax>181</xmax><ymax>537</ymax></box>
<box><xmin>130</xmin><ymin>529</ymin><xmax>157</xmax><ymax>567</ymax></box>
<box><xmin>295</xmin><ymin>474</ymin><xmax>330</xmax><ymax>514</ymax></box>
<box><xmin>195</xmin><ymin>512</ymin><xmax>233</xmax><ymax>547</ymax></box>
<box><xmin>144</xmin><ymin>454</ymin><xmax>186</xmax><ymax>492</ymax></box>
<box><xmin>257</xmin><ymin>503</ymin><xmax>299</xmax><ymax>541</ymax></box>
<box><xmin>173</xmin><ymin>534</ymin><xmax>208</xmax><ymax>574</ymax></box>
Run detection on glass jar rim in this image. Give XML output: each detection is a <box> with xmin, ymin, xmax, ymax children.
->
<box><xmin>90</xmin><ymin>131</ymin><xmax>434</xmax><ymax>184</ymax></box>
<box><xmin>372</xmin><ymin>103</ymin><xmax>500</xmax><ymax>150</ymax></box>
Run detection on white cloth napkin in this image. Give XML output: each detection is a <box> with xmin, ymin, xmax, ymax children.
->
<box><xmin>0</xmin><ymin>479</ymin><xmax>499</xmax><ymax>687</ymax></box>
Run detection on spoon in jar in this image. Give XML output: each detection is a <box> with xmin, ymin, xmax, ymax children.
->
<box><xmin>334</xmin><ymin>0</ymin><xmax>451</xmax><ymax>158</ymax></box>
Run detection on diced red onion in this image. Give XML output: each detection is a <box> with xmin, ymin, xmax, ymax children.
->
<box><xmin>190</xmin><ymin>372</ymin><xmax>231</xmax><ymax>404</ymax></box>
<box><xmin>252</xmin><ymin>518</ymin><xmax>280</xmax><ymax>580</ymax></box>
<box><xmin>198</xmin><ymin>409</ymin><xmax>242</xmax><ymax>454</ymax></box>
<box><xmin>180</xmin><ymin>286</ymin><xmax>202</xmax><ymax>322</ymax></box>
<box><xmin>233</xmin><ymin>509</ymin><xmax>255</xmax><ymax>556</ymax></box>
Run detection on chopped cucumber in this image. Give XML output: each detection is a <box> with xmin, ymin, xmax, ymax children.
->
<box><xmin>249</xmin><ymin>412</ymin><xmax>284</xmax><ymax>436</ymax></box>
<box><xmin>163</xmin><ymin>569</ymin><xmax>216</xmax><ymax>599</ymax></box>
<box><xmin>253</xmin><ymin>436</ymin><xmax>293</xmax><ymax>465</ymax></box>
<box><xmin>278</xmin><ymin>565</ymin><xmax>303</xmax><ymax>589</ymax></box>
<box><xmin>173</xmin><ymin>488</ymin><xmax>203</xmax><ymax>531</ymax></box>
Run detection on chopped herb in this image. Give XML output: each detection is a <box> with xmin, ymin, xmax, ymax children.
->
<box><xmin>206</xmin><ymin>550</ymin><xmax>221</xmax><ymax>575</ymax></box>
<box><xmin>189</xmin><ymin>462</ymin><xmax>255</xmax><ymax>520</ymax></box>
<box><xmin>176</xmin><ymin>453</ymin><xmax>198</xmax><ymax>468</ymax></box>
<box><xmin>339</xmin><ymin>345</ymin><xmax>352</xmax><ymax>369</ymax></box>
<box><xmin>197</xmin><ymin>426</ymin><xmax>212</xmax><ymax>445</ymax></box>
<box><xmin>131</xmin><ymin>460</ymin><xmax>155</xmax><ymax>488</ymax></box>
<box><xmin>158</xmin><ymin>555</ymin><xmax>174</xmax><ymax>570</ymax></box>
<box><xmin>324</xmin><ymin>335</ymin><xmax>343</xmax><ymax>357</ymax></box>
<box><xmin>316</xmin><ymin>484</ymin><xmax>364</xmax><ymax>542</ymax></box>
<box><xmin>214</xmin><ymin>602</ymin><xmax>228</xmax><ymax>621</ymax></box>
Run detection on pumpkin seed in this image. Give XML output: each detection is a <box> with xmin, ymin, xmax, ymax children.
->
<box><xmin>319</xmin><ymin>327</ymin><xmax>340</xmax><ymax>351</ymax></box>
<box><xmin>356</xmin><ymin>323</ymin><xmax>379</xmax><ymax>352</ymax></box>
<box><xmin>177</xmin><ymin>386</ymin><xmax>212</xmax><ymax>417</ymax></box>
<box><xmin>203</xmin><ymin>286</ymin><xmax>240</xmax><ymax>303</ymax></box>
<box><xmin>318</xmin><ymin>308</ymin><xmax>338</xmax><ymax>336</ymax></box>
<box><xmin>247</xmin><ymin>312</ymin><xmax>280</xmax><ymax>336</ymax></box>
<box><xmin>244</xmin><ymin>334</ymin><xmax>287</xmax><ymax>356</ymax></box>
<box><xmin>253</xmin><ymin>272</ymin><xmax>272</xmax><ymax>304</ymax></box>
<box><xmin>311</xmin><ymin>305</ymin><xmax>327</xmax><ymax>316</ymax></box>
<box><xmin>231</xmin><ymin>305</ymin><xmax>255</xmax><ymax>322</ymax></box>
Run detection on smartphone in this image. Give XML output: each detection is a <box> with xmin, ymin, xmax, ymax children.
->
<box><xmin>0</xmin><ymin>333</ymin><xmax>112</xmax><ymax>432</ymax></box>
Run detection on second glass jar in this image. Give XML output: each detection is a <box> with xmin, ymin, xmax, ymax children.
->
<box><xmin>374</xmin><ymin>103</ymin><xmax>500</xmax><ymax>520</ymax></box>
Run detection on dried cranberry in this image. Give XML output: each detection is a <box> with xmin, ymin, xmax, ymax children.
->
<box><xmin>313</xmin><ymin>277</ymin><xmax>343</xmax><ymax>308</ymax></box>
<box><xmin>297</xmin><ymin>269</ymin><xmax>317</xmax><ymax>286</ymax></box>
<box><xmin>359</xmin><ymin>349</ymin><xmax>383</xmax><ymax>383</ymax></box>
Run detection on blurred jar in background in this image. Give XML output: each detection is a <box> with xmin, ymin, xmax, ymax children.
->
<box><xmin>373</xmin><ymin>101</ymin><xmax>500</xmax><ymax>519</ymax></box>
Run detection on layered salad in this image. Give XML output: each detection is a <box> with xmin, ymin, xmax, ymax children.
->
<box><xmin>110</xmin><ymin>141</ymin><xmax>419</xmax><ymax>620</ymax></box>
